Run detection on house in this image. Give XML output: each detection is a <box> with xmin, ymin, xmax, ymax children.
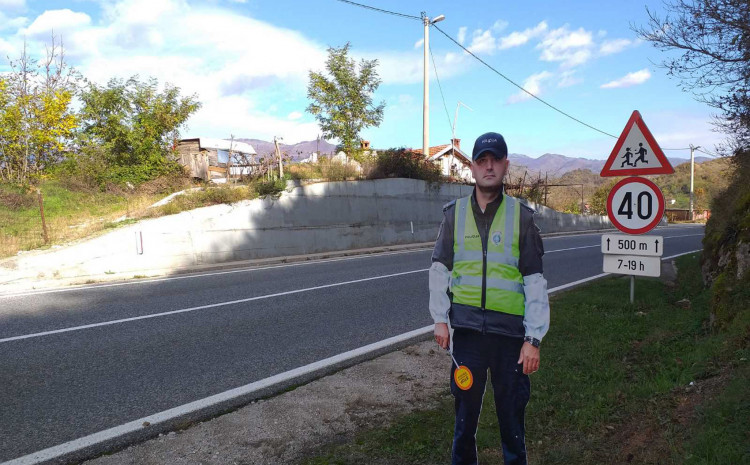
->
<box><xmin>412</xmin><ymin>138</ymin><xmax>473</xmax><ymax>182</ymax></box>
<box><xmin>177</xmin><ymin>138</ymin><xmax>257</xmax><ymax>182</ymax></box>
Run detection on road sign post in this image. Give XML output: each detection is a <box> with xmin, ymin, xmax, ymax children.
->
<box><xmin>600</xmin><ymin>111</ymin><xmax>674</xmax><ymax>303</ymax></box>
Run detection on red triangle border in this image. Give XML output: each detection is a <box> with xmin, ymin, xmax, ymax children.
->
<box><xmin>600</xmin><ymin>110</ymin><xmax>674</xmax><ymax>177</ymax></box>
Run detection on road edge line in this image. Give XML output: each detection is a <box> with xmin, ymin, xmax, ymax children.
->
<box><xmin>1</xmin><ymin>326</ymin><xmax>434</xmax><ymax>465</ymax></box>
<box><xmin>3</xmin><ymin>249</ymin><xmax>704</xmax><ymax>465</ymax></box>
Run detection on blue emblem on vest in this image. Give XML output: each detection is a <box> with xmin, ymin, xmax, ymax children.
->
<box><xmin>491</xmin><ymin>231</ymin><xmax>502</xmax><ymax>245</ymax></box>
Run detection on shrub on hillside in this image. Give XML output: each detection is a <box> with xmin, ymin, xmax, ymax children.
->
<box><xmin>701</xmin><ymin>150</ymin><xmax>750</xmax><ymax>329</ymax></box>
<box><xmin>368</xmin><ymin>148</ymin><xmax>442</xmax><ymax>183</ymax></box>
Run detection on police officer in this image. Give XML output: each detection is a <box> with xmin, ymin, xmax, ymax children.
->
<box><xmin>429</xmin><ymin>132</ymin><xmax>550</xmax><ymax>465</ymax></box>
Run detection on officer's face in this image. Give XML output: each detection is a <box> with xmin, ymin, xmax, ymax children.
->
<box><xmin>471</xmin><ymin>153</ymin><xmax>508</xmax><ymax>189</ymax></box>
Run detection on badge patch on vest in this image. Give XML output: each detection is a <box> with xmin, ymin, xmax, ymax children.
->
<box><xmin>491</xmin><ymin>231</ymin><xmax>502</xmax><ymax>245</ymax></box>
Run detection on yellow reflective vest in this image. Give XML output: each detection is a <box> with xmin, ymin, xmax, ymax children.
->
<box><xmin>451</xmin><ymin>193</ymin><xmax>525</xmax><ymax>317</ymax></box>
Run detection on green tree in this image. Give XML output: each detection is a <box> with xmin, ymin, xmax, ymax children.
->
<box><xmin>76</xmin><ymin>76</ymin><xmax>201</xmax><ymax>185</ymax></box>
<box><xmin>589</xmin><ymin>179</ymin><xmax>619</xmax><ymax>215</ymax></box>
<box><xmin>0</xmin><ymin>38</ymin><xmax>78</xmax><ymax>183</ymax></box>
<box><xmin>306</xmin><ymin>43</ymin><xmax>385</xmax><ymax>158</ymax></box>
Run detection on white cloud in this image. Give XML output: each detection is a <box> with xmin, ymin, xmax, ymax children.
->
<box><xmin>537</xmin><ymin>26</ymin><xmax>594</xmax><ymax>68</ymax></box>
<box><xmin>491</xmin><ymin>20</ymin><xmax>508</xmax><ymax>32</ymax></box>
<box><xmin>7</xmin><ymin>1</ymin><xmax>336</xmax><ymax>142</ymax></box>
<box><xmin>414</xmin><ymin>38</ymin><xmax>423</xmax><ymax>49</ymax></box>
<box><xmin>599</xmin><ymin>38</ymin><xmax>632</xmax><ymax>55</ymax></box>
<box><xmin>22</xmin><ymin>9</ymin><xmax>91</xmax><ymax>38</ymax></box>
<box><xmin>0</xmin><ymin>0</ymin><xmax>25</xmax><ymax>9</ymax></box>
<box><xmin>601</xmin><ymin>68</ymin><xmax>651</xmax><ymax>88</ymax></box>
<box><xmin>498</xmin><ymin>21</ymin><xmax>547</xmax><ymax>50</ymax></box>
<box><xmin>0</xmin><ymin>12</ymin><xmax>27</xmax><ymax>32</ymax></box>
<box><xmin>507</xmin><ymin>71</ymin><xmax>553</xmax><ymax>104</ymax></box>
<box><xmin>457</xmin><ymin>26</ymin><xmax>467</xmax><ymax>45</ymax></box>
<box><xmin>557</xmin><ymin>70</ymin><xmax>582</xmax><ymax>88</ymax></box>
<box><xmin>0</xmin><ymin>36</ymin><xmax>16</xmax><ymax>56</ymax></box>
<box><xmin>468</xmin><ymin>29</ymin><xmax>496</xmax><ymax>54</ymax></box>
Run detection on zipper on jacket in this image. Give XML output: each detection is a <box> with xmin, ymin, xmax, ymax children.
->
<box><xmin>481</xmin><ymin>217</ymin><xmax>489</xmax><ymax>335</ymax></box>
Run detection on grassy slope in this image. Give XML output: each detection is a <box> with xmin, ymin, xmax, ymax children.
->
<box><xmin>302</xmin><ymin>254</ymin><xmax>749</xmax><ymax>465</ymax></box>
<box><xmin>0</xmin><ymin>177</ymin><xmax>286</xmax><ymax>258</ymax></box>
<box><xmin>0</xmin><ymin>180</ymin><xmax>163</xmax><ymax>256</ymax></box>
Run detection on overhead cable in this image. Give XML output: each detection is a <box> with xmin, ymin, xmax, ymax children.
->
<box><xmin>432</xmin><ymin>24</ymin><xmax>619</xmax><ymax>139</ymax></box>
<box><xmin>333</xmin><ymin>0</ymin><xmax>421</xmax><ymax>20</ymax></box>
<box><xmin>334</xmin><ymin>0</ymin><xmax>713</xmax><ymax>152</ymax></box>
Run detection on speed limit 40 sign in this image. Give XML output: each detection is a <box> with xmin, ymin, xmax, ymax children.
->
<box><xmin>606</xmin><ymin>177</ymin><xmax>665</xmax><ymax>234</ymax></box>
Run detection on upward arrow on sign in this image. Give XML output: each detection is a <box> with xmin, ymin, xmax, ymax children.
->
<box><xmin>600</xmin><ymin>110</ymin><xmax>674</xmax><ymax>177</ymax></box>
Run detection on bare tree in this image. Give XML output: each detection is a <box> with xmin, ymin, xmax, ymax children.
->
<box><xmin>633</xmin><ymin>0</ymin><xmax>750</xmax><ymax>150</ymax></box>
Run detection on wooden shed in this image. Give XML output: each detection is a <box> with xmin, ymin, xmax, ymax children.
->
<box><xmin>177</xmin><ymin>138</ymin><xmax>257</xmax><ymax>182</ymax></box>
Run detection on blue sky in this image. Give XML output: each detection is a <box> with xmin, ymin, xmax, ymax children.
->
<box><xmin>0</xmin><ymin>0</ymin><xmax>724</xmax><ymax>159</ymax></box>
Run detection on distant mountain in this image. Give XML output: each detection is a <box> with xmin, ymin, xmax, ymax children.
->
<box><xmin>235</xmin><ymin>139</ymin><xmax>713</xmax><ymax>169</ymax></box>
<box><xmin>236</xmin><ymin>138</ymin><xmax>338</xmax><ymax>161</ymax></box>
<box><xmin>509</xmin><ymin>152</ymin><xmax>711</xmax><ymax>177</ymax></box>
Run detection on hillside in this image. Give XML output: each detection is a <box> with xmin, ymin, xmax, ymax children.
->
<box><xmin>538</xmin><ymin>157</ymin><xmax>731</xmax><ymax>213</ymax></box>
<box><xmin>653</xmin><ymin>156</ymin><xmax>733</xmax><ymax>210</ymax></box>
<box><xmin>236</xmin><ymin>138</ymin><xmax>338</xmax><ymax>161</ymax></box>
<box><xmin>509</xmin><ymin>152</ymin><xmax>711</xmax><ymax>176</ymax></box>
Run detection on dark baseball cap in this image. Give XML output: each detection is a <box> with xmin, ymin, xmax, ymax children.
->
<box><xmin>472</xmin><ymin>132</ymin><xmax>508</xmax><ymax>161</ymax></box>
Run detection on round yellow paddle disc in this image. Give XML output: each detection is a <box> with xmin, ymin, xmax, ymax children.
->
<box><xmin>454</xmin><ymin>365</ymin><xmax>473</xmax><ymax>390</ymax></box>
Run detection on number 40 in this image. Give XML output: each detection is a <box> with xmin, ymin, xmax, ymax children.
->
<box><xmin>618</xmin><ymin>192</ymin><xmax>652</xmax><ymax>220</ymax></box>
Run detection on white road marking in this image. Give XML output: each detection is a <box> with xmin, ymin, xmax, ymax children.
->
<box><xmin>0</xmin><ymin>249</ymin><xmax>706</xmax><ymax>465</ymax></box>
<box><xmin>1</xmin><ymin>226</ymin><xmax>704</xmax><ymax>299</ymax></box>
<box><xmin>0</xmin><ymin>269</ymin><xmax>429</xmax><ymax>344</ymax></box>
<box><xmin>661</xmin><ymin>250</ymin><xmax>702</xmax><ymax>260</ymax></box>
<box><xmin>543</xmin><ymin>249</ymin><xmax>701</xmax><ymax>292</ymax></box>
<box><xmin>0</xmin><ymin>325</ymin><xmax>435</xmax><ymax>465</ymax></box>
<box><xmin>545</xmin><ymin>245</ymin><xmax>599</xmax><ymax>253</ymax></box>
<box><xmin>0</xmin><ymin>248</ymin><xmax>434</xmax><ymax>299</ymax></box>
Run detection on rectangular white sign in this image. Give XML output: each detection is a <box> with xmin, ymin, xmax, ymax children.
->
<box><xmin>603</xmin><ymin>254</ymin><xmax>661</xmax><ymax>277</ymax></box>
<box><xmin>601</xmin><ymin>234</ymin><xmax>664</xmax><ymax>257</ymax></box>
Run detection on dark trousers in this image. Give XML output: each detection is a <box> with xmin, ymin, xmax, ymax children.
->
<box><xmin>451</xmin><ymin>329</ymin><xmax>530</xmax><ymax>465</ymax></box>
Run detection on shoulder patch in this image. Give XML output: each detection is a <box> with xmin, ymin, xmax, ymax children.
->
<box><xmin>442</xmin><ymin>199</ymin><xmax>457</xmax><ymax>212</ymax></box>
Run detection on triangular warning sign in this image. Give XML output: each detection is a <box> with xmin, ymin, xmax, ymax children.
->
<box><xmin>600</xmin><ymin>110</ymin><xmax>674</xmax><ymax>177</ymax></box>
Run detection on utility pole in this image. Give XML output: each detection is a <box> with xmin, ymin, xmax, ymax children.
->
<box><xmin>422</xmin><ymin>12</ymin><xmax>444</xmax><ymax>159</ymax></box>
<box><xmin>689</xmin><ymin>144</ymin><xmax>700</xmax><ymax>221</ymax></box>
<box><xmin>451</xmin><ymin>101</ymin><xmax>473</xmax><ymax>177</ymax></box>
<box><xmin>274</xmin><ymin>136</ymin><xmax>283</xmax><ymax>178</ymax></box>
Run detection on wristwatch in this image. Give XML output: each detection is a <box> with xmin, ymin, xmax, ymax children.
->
<box><xmin>524</xmin><ymin>336</ymin><xmax>541</xmax><ymax>348</ymax></box>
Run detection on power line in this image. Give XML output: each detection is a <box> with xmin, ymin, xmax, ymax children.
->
<box><xmin>429</xmin><ymin>45</ymin><xmax>454</xmax><ymax>141</ymax></box>
<box><xmin>432</xmin><ymin>24</ymin><xmax>619</xmax><ymax>139</ymax></box>
<box><xmin>334</xmin><ymin>0</ymin><xmax>717</xmax><ymax>154</ymax></box>
<box><xmin>333</xmin><ymin>0</ymin><xmax>421</xmax><ymax>20</ymax></box>
<box><xmin>696</xmin><ymin>147</ymin><xmax>720</xmax><ymax>158</ymax></box>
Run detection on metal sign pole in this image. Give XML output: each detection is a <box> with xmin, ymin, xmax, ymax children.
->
<box><xmin>630</xmin><ymin>276</ymin><xmax>635</xmax><ymax>304</ymax></box>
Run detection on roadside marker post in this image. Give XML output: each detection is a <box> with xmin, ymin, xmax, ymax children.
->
<box><xmin>600</xmin><ymin>111</ymin><xmax>674</xmax><ymax>303</ymax></box>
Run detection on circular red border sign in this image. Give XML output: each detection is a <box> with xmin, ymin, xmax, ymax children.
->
<box><xmin>606</xmin><ymin>177</ymin><xmax>665</xmax><ymax>234</ymax></box>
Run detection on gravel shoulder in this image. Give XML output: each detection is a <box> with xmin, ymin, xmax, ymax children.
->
<box><xmin>84</xmin><ymin>340</ymin><xmax>450</xmax><ymax>465</ymax></box>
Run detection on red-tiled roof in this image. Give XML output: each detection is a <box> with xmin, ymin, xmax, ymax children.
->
<box><xmin>410</xmin><ymin>144</ymin><xmax>451</xmax><ymax>157</ymax></box>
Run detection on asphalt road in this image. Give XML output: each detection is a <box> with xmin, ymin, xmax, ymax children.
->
<box><xmin>0</xmin><ymin>224</ymin><xmax>705</xmax><ymax>462</ymax></box>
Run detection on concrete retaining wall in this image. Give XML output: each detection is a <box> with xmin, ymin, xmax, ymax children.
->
<box><xmin>0</xmin><ymin>179</ymin><xmax>615</xmax><ymax>282</ymax></box>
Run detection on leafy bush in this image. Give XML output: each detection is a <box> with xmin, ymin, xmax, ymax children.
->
<box><xmin>368</xmin><ymin>148</ymin><xmax>442</xmax><ymax>183</ymax></box>
<box><xmin>255</xmin><ymin>177</ymin><xmax>287</xmax><ymax>197</ymax></box>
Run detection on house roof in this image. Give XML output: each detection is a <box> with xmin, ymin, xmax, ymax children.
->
<box><xmin>411</xmin><ymin>144</ymin><xmax>471</xmax><ymax>165</ymax></box>
<box><xmin>181</xmin><ymin>138</ymin><xmax>256</xmax><ymax>155</ymax></box>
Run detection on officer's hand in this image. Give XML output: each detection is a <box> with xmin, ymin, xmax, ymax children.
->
<box><xmin>434</xmin><ymin>323</ymin><xmax>450</xmax><ymax>350</ymax></box>
<box><xmin>517</xmin><ymin>342</ymin><xmax>540</xmax><ymax>375</ymax></box>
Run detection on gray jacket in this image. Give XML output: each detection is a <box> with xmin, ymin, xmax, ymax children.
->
<box><xmin>429</xmin><ymin>190</ymin><xmax>550</xmax><ymax>340</ymax></box>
